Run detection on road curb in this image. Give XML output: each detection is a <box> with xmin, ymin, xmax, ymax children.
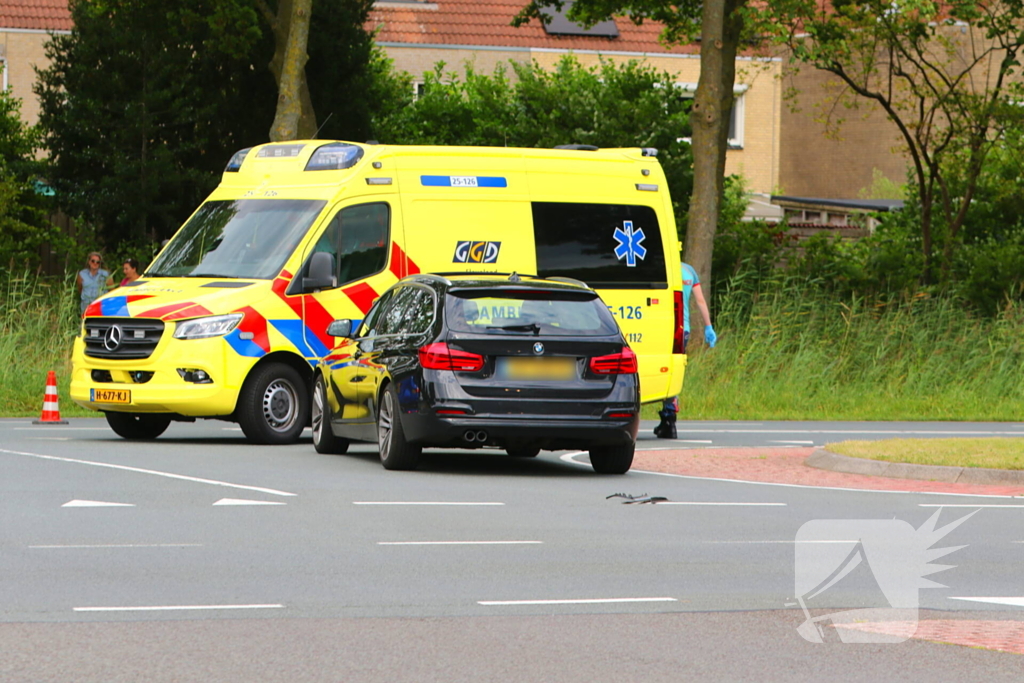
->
<box><xmin>805</xmin><ymin>448</ymin><xmax>1024</xmax><ymax>485</ymax></box>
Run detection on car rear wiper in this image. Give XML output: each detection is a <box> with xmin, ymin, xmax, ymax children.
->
<box><xmin>486</xmin><ymin>323</ymin><xmax>541</xmax><ymax>335</ymax></box>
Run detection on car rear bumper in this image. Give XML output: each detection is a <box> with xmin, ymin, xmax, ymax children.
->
<box><xmin>402</xmin><ymin>412</ymin><xmax>639</xmax><ymax>450</ymax></box>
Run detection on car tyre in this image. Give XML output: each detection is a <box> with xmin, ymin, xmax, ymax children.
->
<box><xmin>506</xmin><ymin>445</ymin><xmax>541</xmax><ymax>458</ymax></box>
<box><xmin>377</xmin><ymin>383</ymin><xmax>420</xmax><ymax>470</ymax></box>
<box><xmin>312</xmin><ymin>374</ymin><xmax>349</xmax><ymax>455</ymax></box>
<box><xmin>589</xmin><ymin>442</ymin><xmax>635</xmax><ymax>474</ymax></box>
<box><xmin>105</xmin><ymin>411</ymin><xmax>172</xmax><ymax>440</ymax></box>
<box><xmin>237</xmin><ymin>362</ymin><xmax>309</xmax><ymax>445</ymax></box>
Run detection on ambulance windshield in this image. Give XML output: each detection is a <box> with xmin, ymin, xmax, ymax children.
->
<box><xmin>148</xmin><ymin>199</ymin><xmax>326</xmax><ymax>279</ymax></box>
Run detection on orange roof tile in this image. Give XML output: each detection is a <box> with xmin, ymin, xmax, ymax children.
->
<box><xmin>0</xmin><ymin>0</ymin><xmax>72</xmax><ymax>31</ymax></box>
<box><xmin>367</xmin><ymin>0</ymin><xmax>699</xmax><ymax>55</ymax></box>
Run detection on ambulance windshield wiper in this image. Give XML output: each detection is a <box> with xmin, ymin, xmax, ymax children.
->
<box><xmin>183</xmin><ymin>273</ymin><xmax>238</xmax><ymax>278</ymax></box>
<box><xmin>486</xmin><ymin>323</ymin><xmax>540</xmax><ymax>335</ymax></box>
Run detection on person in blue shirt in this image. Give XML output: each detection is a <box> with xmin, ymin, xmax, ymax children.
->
<box><xmin>655</xmin><ymin>262</ymin><xmax>716</xmax><ymax>439</ymax></box>
<box><xmin>76</xmin><ymin>252</ymin><xmax>110</xmax><ymax>316</ymax></box>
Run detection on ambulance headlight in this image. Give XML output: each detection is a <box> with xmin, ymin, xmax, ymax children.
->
<box><xmin>173</xmin><ymin>313</ymin><xmax>243</xmax><ymax>340</ymax></box>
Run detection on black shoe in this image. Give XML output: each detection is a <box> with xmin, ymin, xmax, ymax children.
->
<box><xmin>654</xmin><ymin>421</ymin><xmax>667</xmax><ymax>438</ymax></box>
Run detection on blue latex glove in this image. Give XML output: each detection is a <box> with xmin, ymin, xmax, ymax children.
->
<box><xmin>704</xmin><ymin>325</ymin><xmax>717</xmax><ymax>348</ymax></box>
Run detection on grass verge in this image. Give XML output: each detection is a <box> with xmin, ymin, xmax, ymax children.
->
<box><xmin>827</xmin><ymin>438</ymin><xmax>1024</xmax><ymax>470</ymax></box>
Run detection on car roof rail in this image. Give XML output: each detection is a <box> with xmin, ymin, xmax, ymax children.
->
<box><xmin>554</xmin><ymin>144</ymin><xmax>599</xmax><ymax>151</ymax></box>
<box><xmin>430</xmin><ymin>271</ymin><xmax>540</xmax><ymax>279</ymax></box>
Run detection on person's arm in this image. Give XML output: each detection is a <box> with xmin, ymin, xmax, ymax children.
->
<box><xmin>76</xmin><ymin>272</ymin><xmax>84</xmax><ymax>295</ymax></box>
<box><xmin>692</xmin><ymin>282</ymin><xmax>712</xmax><ymax>327</ymax></box>
<box><xmin>692</xmin><ymin>282</ymin><xmax>717</xmax><ymax>348</ymax></box>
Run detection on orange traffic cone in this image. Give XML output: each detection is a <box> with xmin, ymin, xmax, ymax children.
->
<box><xmin>33</xmin><ymin>371</ymin><xmax>68</xmax><ymax>425</ymax></box>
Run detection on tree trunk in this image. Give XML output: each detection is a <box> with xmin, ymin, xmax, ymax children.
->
<box><xmin>685</xmin><ymin>0</ymin><xmax>743</xmax><ymax>343</ymax></box>
<box><xmin>269</xmin><ymin>0</ymin><xmax>316</xmax><ymax>141</ymax></box>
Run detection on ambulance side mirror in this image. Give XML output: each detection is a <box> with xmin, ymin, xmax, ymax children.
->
<box><xmin>326</xmin><ymin>319</ymin><xmax>353</xmax><ymax>338</ymax></box>
<box><xmin>303</xmin><ymin>252</ymin><xmax>336</xmax><ymax>292</ymax></box>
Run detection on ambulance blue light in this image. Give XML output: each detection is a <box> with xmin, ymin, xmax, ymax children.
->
<box><xmin>225</xmin><ymin>147</ymin><xmax>251</xmax><ymax>172</ymax></box>
<box><xmin>305</xmin><ymin>143</ymin><xmax>365</xmax><ymax>171</ymax></box>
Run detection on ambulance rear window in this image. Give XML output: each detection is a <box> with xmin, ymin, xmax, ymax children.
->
<box><xmin>532</xmin><ymin>203</ymin><xmax>668</xmax><ymax>289</ymax></box>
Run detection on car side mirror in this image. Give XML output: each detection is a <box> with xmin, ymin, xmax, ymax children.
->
<box><xmin>303</xmin><ymin>252</ymin><xmax>336</xmax><ymax>292</ymax></box>
<box><xmin>326</xmin><ymin>319</ymin><xmax>353</xmax><ymax>338</ymax></box>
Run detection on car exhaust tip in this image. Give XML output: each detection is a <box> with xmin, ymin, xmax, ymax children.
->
<box><xmin>463</xmin><ymin>430</ymin><xmax>478</xmax><ymax>442</ymax></box>
<box><xmin>475</xmin><ymin>430</ymin><xmax>488</xmax><ymax>443</ymax></box>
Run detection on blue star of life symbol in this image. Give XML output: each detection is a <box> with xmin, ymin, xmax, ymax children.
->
<box><xmin>613</xmin><ymin>220</ymin><xmax>647</xmax><ymax>267</ymax></box>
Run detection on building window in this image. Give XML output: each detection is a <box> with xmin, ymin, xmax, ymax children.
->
<box><xmin>674</xmin><ymin>84</ymin><xmax>747</xmax><ymax>150</ymax></box>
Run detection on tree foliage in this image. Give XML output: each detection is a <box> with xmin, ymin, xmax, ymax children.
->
<box><xmin>35</xmin><ymin>0</ymin><xmax>389</xmax><ymax>247</ymax></box>
<box><xmin>374</xmin><ymin>56</ymin><xmax>694</xmax><ymax>228</ymax></box>
<box><xmin>778</xmin><ymin>0</ymin><xmax>1024</xmax><ymax>283</ymax></box>
<box><xmin>35</xmin><ymin>0</ymin><xmax>276</xmax><ymax>246</ymax></box>
<box><xmin>0</xmin><ymin>81</ymin><xmax>61</xmax><ymax>270</ymax></box>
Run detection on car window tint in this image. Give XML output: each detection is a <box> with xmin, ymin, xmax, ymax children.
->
<box><xmin>378</xmin><ymin>286</ymin><xmax>434</xmax><ymax>336</ymax></box>
<box><xmin>357</xmin><ymin>290</ymin><xmax>394</xmax><ymax>337</ymax></box>
<box><xmin>308</xmin><ymin>202</ymin><xmax>390</xmax><ymax>287</ymax></box>
<box><xmin>532</xmin><ymin>202</ymin><xmax>667</xmax><ymax>289</ymax></box>
<box><xmin>447</xmin><ymin>291</ymin><xmax>618</xmax><ymax>336</ymax></box>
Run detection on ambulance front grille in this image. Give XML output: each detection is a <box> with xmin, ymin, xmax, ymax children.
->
<box><xmin>83</xmin><ymin>318</ymin><xmax>165</xmax><ymax>359</ymax></box>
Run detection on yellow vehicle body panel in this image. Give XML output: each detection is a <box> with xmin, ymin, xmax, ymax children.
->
<box><xmin>71</xmin><ymin>141</ymin><xmax>684</xmax><ymax>420</ymax></box>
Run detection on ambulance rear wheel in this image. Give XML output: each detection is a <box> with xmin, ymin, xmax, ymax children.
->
<box><xmin>238</xmin><ymin>362</ymin><xmax>309</xmax><ymax>445</ymax></box>
<box><xmin>105</xmin><ymin>412</ymin><xmax>172</xmax><ymax>440</ymax></box>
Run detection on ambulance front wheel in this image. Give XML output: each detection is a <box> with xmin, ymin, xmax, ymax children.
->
<box><xmin>237</xmin><ymin>362</ymin><xmax>309</xmax><ymax>445</ymax></box>
<box><xmin>105</xmin><ymin>411</ymin><xmax>172</xmax><ymax>440</ymax></box>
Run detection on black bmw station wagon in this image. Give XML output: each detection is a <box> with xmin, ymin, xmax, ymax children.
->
<box><xmin>311</xmin><ymin>273</ymin><xmax>640</xmax><ymax>473</ymax></box>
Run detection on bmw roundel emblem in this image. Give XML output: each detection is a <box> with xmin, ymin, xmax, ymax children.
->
<box><xmin>533</xmin><ymin>342</ymin><xmax>544</xmax><ymax>355</ymax></box>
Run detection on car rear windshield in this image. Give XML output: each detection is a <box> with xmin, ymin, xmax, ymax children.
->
<box><xmin>446</xmin><ymin>289</ymin><xmax>620</xmax><ymax>336</ymax></box>
<box><xmin>147</xmin><ymin>199</ymin><xmax>326</xmax><ymax>279</ymax></box>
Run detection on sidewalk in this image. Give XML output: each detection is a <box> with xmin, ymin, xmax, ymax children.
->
<box><xmin>632</xmin><ymin>446</ymin><xmax>1024</xmax><ymax>497</ymax></box>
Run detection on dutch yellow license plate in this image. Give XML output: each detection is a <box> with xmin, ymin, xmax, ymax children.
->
<box><xmin>499</xmin><ymin>357</ymin><xmax>576</xmax><ymax>380</ymax></box>
<box><xmin>90</xmin><ymin>388</ymin><xmax>131</xmax><ymax>404</ymax></box>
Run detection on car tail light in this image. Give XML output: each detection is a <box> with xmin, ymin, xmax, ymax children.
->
<box><xmin>419</xmin><ymin>342</ymin><xmax>485</xmax><ymax>372</ymax></box>
<box><xmin>672</xmin><ymin>290</ymin><xmax>684</xmax><ymax>354</ymax></box>
<box><xmin>589</xmin><ymin>347</ymin><xmax>638</xmax><ymax>375</ymax></box>
<box><xmin>607</xmin><ymin>411</ymin><xmax>635</xmax><ymax>419</ymax></box>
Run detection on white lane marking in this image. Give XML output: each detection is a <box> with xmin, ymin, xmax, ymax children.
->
<box><xmin>771</xmin><ymin>440</ymin><xmax>815</xmax><ymax>445</ymax></box>
<box><xmin>654</xmin><ymin>502</ymin><xmax>787</xmax><ymax>506</ymax></box>
<box><xmin>378</xmin><ymin>540</ymin><xmax>542</xmax><ymax>546</ymax></box>
<box><xmin>0</xmin><ymin>447</ymin><xmax>296</xmax><ymax>497</ymax></box>
<box><xmin>654</xmin><ymin>428</ymin><xmax>1024</xmax><ymax>436</ymax></box>
<box><xmin>222</xmin><ymin>427</ymin><xmax>243</xmax><ymax>431</ymax></box>
<box><xmin>675</xmin><ymin>440</ymin><xmax>714</xmax><ymax>444</ymax></box>
<box><xmin>702</xmin><ymin>540</ymin><xmax>858</xmax><ymax>544</ymax></box>
<box><xmin>563</xmin><ymin>453</ymin><xmax>1021</xmax><ymax>499</ymax></box>
<box><xmin>213</xmin><ymin>498</ymin><xmax>286</xmax><ymax>506</ymax></box>
<box><xmin>14</xmin><ymin>427</ymin><xmax>111</xmax><ymax>431</ymax></box>
<box><xmin>27</xmin><ymin>437</ymin><xmax>72</xmax><ymax>441</ymax></box>
<box><xmin>354</xmin><ymin>501</ymin><xmax>504</xmax><ymax>506</ymax></box>
<box><xmin>73</xmin><ymin>604</ymin><xmax>284</xmax><ymax>612</ymax></box>
<box><xmin>919</xmin><ymin>504</ymin><xmax>1024</xmax><ymax>508</ymax></box>
<box><xmin>948</xmin><ymin>597</ymin><xmax>1024</xmax><ymax>607</ymax></box>
<box><xmin>62</xmin><ymin>500</ymin><xmax>134</xmax><ymax>508</ymax></box>
<box><xmin>30</xmin><ymin>544</ymin><xmax>202</xmax><ymax>549</ymax></box>
<box><xmin>479</xmin><ymin>597</ymin><xmax>677</xmax><ymax>606</ymax></box>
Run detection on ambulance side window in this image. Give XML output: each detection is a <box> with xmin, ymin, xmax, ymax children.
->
<box><xmin>312</xmin><ymin>202</ymin><xmax>390</xmax><ymax>287</ymax></box>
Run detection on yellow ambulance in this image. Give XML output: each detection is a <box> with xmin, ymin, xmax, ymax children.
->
<box><xmin>70</xmin><ymin>141</ymin><xmax>687</xmax><ymax>443</ymax></box>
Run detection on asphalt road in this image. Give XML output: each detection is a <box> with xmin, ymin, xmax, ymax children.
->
<box><xmin>2</xmin><ymin>417</ymin><xmax>1022</xmax><ymax>681</ymax></box>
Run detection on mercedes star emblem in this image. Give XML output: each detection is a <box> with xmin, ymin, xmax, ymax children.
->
<box><xmin>103</xmin><ymin>324</ymin><xmax>123</xmax><ymax>351</ymax></box>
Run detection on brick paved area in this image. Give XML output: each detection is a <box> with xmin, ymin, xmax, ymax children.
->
<box><xmin>835</xmin><ymin>620</ymin><xmax>1024</xmax><ymax>655</ymax></box>
<box><xmin>632</xmin><ymin>447</ymin><xmax>1024</xmax><ymax>497</ymax></box>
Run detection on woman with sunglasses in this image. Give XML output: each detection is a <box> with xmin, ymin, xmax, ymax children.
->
<box><xmin>76</xmin><ymin>252</ymin><xmax>110</xmax><ymax>315</ymax></box>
